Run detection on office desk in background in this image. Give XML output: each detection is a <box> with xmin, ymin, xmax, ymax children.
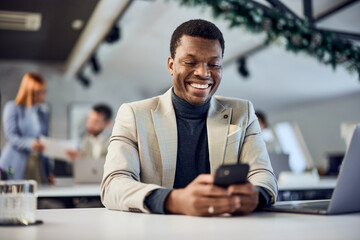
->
<box><xmin>277</xmin><ymin>177</ymin><xmax>337</xmax><ymax>201</ymax></box>
<box><xmin>1</xmin><ymin>207</ymin><xmax>359</xmax><ymax>240</ymax></box>
<box><xmin>40</xmin><ymin>177</ymin><xmax>337</xmax><ymax>196</ymax></box>
<box><xmin>36</xmin><ymin>177</ymin><xmax>337</xmax><ymax>208</ymax></box>
<box><xmin>37</xmin><ymin>179</ymin><xmax>101</xmax><ymax>208</ymax></box>
<box><xmin>38</xmin><ymin>183</ymin><xmax>100</xmax><ymax>198</ymax></box>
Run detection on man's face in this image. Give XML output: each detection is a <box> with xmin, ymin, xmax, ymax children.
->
<box><xmin>86</xmin><ymin>110</ymin><xmax>108</xmax><ymax>137</ymax></box>
<box><xmin>168</xmin><ymin>35</ymin><xmax>223</xmax><ymax>106</ymax></box>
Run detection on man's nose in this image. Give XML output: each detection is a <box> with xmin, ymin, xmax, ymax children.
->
<box><xmin>194</xmin><ymin>64</ymin><xmax>210</xmax><ymax>79</ymax></box>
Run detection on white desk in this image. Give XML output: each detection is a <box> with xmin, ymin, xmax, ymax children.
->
<box><xmin>1</xmin><ymin>207</ymin><xmax>359</xmax><ymax>240</ymax></box>
<box><xmin>38</xmin><ymin>184</ymin><xmax>100</xmax><ymax>198</ymax></box>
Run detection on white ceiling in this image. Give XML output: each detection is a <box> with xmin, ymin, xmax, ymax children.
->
<box><xmin>82</xmin><ymin>0</ymin><xmax>360</xmax><ymax>112</ymax></box>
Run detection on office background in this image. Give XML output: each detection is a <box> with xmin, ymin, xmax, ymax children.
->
<box><xmin>1</xmin><ymin>0</ymin><xmax>360</xmax><ymax>172</ymax></box>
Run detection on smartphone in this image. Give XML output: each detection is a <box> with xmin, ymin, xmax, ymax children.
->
<box><xmin>214</xmin><ymin>164</ymin><xmax>249</xmax><ymax>188</ymax></box>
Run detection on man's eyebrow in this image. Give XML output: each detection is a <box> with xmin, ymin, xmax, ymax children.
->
<box><xmin>185</xmin><ymin>54</ymin><xmax>222</xmax><ymax>59</ymax></box>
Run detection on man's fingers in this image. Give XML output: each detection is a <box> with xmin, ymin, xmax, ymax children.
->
<box><xmin>179</xmin><ymin>176</ymin><xmax>259</xmax><ymax>216</ymax></box>
<box><xmin>191</xmin><ymin>174</ymin><xmax>230</xmax><ymax>197</ymax></box>
<box><xmin>231</xmin><ymin>195</ymin><xmax>259</xmax><ymax>215</ymax></box>
<box><xmin>197</xmin><ymin>196</ymin><xmax>241</xmax><ymax>216</ymax></box>
<box><xmin>227</xmin><ymin>182</ymin><xmax>256</xmax><ymax>196</ymax></box>
<box><xmin>192</xmin><ymin>183</ymin><xmax>228</xmax><ymax>197</ymax></box>
<box><xmin>192</xmin><ymin>174</ymin><xmax>214</xmax><ymax>184</ymax></box>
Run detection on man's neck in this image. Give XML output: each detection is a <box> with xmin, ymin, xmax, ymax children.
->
<box><xmin>171</xmin><ymin>89</ymin><xmax>210</xmax><ymax>119</ymax></box>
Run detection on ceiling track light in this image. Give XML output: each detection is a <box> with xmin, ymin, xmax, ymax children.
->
<box><xmin>105</xmin><ymin>24</ymin><xmax>121</xmax><ymax>44</ymax></box>
<box><xmin>77</xmin><ymin>71</ymin><xmax>91</xmax><ymax>88</ymax></box>
<box><xmin>237</xmin><ymin>57</ymin><xmax>250</xmax><ymax>79</ymax></box>
<box><xmin>90</xmin><ymin>53</ymin><xmax>101</xmax><ymax>74</ymax></box>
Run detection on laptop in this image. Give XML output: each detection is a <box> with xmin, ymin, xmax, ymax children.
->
<box><xmin>264</xmin><ymin>124</ymin><xmax>360</xmax><ymax>215</ymax></box>
<box><xmin>73</xmin><ymin>158</ymin><xmax>105</xmax><ymax>184</ymax></box>
<box><xmin>268</xmin><ymin>152</ymin><xmax>290</xmax><ymax>179</ymax></box>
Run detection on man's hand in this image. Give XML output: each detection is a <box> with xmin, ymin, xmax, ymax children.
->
<box><xmin>66</xmin><ymin>149</ymin><xmax>82</xmax><ymax>162</ymax></box>
<box><xmin>165</xmin><ymin>174</ymin><xmax>241</xmax><ymax>216</ymax></box>
<box><xmin>227</xmin><ymin>182</ymin><xmax>259</xmax><ymax>215</ymax></box>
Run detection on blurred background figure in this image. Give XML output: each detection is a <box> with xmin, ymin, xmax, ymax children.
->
<box><xmin>80</xmin><ymin>104</ymin><xmax>112</xmax><ymax>159</ymax></box>
<box><xmin>67</xmin><ymin>104</ymin><xmax>112</xmax><ymax>160</ymax></box>
<box><xmin>0</xmin><ymin>72</ymin><xmax>54</xmax><ymax>184</ymax></box>
<box><xmin>255</xmin><ymin>110</ymin><xmax>283</xmax><ymax>154</ymax></box>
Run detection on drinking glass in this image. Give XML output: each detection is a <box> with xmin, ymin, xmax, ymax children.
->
<box><xmin>0</xmin><ymin>180</ymin><xmax>37</xmax><ymax>225</ymax></box>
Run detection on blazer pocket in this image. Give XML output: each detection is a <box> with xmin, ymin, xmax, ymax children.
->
<box><xmin>223</xmin><ymin>129</ymin><xmax>242</xmax><ymax>164</ymax></box>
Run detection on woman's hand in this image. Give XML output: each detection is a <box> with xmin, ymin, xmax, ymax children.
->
<box><xmin>32</xmin><ymin>139</ymin><xmax>44</xmax><ymax>153</ymax></box>
<box><xmin>48</xmin><ymin>174</ymin><xmax>55</xmax><ymax>185</ymax></box>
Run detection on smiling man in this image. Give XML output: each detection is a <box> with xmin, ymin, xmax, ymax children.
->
<box><xmin>101</xmin><ymin>19</ymin><xmax>277</xmax><ymax>216</ymax></box>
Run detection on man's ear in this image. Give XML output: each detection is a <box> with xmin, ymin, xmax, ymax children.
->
<box><xmin>167</xmin><ymin>56</ymin><xmax>174</xmax><ymax>76</ymax></box>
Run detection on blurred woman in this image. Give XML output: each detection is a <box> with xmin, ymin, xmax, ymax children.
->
<box><xmin>0</xmin><ymin>72</ymin><xmax>54</xmax><ymax>184</ymax></box>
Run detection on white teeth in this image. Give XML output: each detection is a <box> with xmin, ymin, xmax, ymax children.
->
<box><xmin>190</xmin><ymin>83</ymin><xmax>209</xmax><ymax>89</ymax></box>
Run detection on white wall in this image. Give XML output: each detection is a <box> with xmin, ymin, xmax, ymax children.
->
<box><xmin>267</xmin><ymin>92</ymin><xmax>360</xmax><ymax>171</ymax></box>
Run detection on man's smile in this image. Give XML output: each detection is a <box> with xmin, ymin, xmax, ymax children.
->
<box><xmin>188</xmin><ymin>82</ymin><xmax>212</xmax><ymax>90</ymax></box>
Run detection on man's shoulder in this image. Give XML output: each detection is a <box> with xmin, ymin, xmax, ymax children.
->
<box><xmin>118</xmin><ymin>94</ymin><xmax>167</xmax><ymax>119</ymax></box>
<box><xmin>126</xmin><ymin>95</ymin><xmax>162</xmax><ymax>110</ymax></box>
<box><xmin>214</xmin><ymin>95</ymin><xmax>250</xmax><ymax>108</ymax></box>
<box><xmin>213</xmin><ymin>96</ymin><xmax>255</xmax><ymax>122</ymax></box>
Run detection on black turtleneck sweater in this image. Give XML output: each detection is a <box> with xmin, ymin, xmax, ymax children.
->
<box><xmin>172</xmin><ymin>90</ymin><xmax>211</xmax><ymax>188</ymax></box>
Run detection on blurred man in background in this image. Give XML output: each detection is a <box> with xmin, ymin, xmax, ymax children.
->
<box><xmin>80</xmin><ymin>104</ymin><xmax>113</xmax><ymax>159</ymax></box>
<box><xmin>67</xmin><ymin>104</ymin><xmax>113</xmax><ymax>160</ymax></box>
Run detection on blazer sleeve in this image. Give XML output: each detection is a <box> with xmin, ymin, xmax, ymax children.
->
<box><xmin>239</xmin><ymin>101</ymin><xmax>278</xmax><ymax>203</ymax></box>
<box><xmin>100</xmin><ymin>103</ymin><xmax>162</xmax><ymax>213</ymax></box>
<box><xmin>2</xmin><ymin>102</ymin><xmax>33</xmax><ymax>151</ymax></box>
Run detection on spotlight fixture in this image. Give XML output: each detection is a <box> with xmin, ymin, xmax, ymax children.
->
<box><xmin>237</xmin><ymin>57</ymin><xmax>250</xmax><ymax>78</ymax></box>
<box><xmin>90</xmin><ymin>53</ymin><xmax>101</xmax><ymax>74</ymax></box>
<box><xmin>105</xmin><ymin>24</ymin><xmax>120</xmax><ymax>44</ymax></box>
<box><xmin>77</xmin><ymin>71</ymin><xmax>91</xmax><ymax>88</ymax></box>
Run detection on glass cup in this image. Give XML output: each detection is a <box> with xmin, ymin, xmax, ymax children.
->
<box><xmin>0</xmin><ymin>180</ymin><xmax>37</xmax><ymax>225</ymax></box>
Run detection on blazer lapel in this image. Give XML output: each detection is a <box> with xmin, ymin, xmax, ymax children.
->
<box><xmin>207</xmin><ymin>97</ymin><xmax>232</xmax><ymax>174</ymax></box>
<box><xmin>151</xmin><ymin>89</ymin><xmax>178</xmax><ymax>188</ymax></box>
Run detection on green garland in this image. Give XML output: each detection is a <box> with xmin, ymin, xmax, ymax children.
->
<box><xmin>178</xmin><ymin>0</ymin><xmax>360</xmax><ymax>80</ymax></box>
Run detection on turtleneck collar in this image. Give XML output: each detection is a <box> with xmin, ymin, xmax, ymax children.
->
<box><xmin>171</xmin><ymin>88</ymin><xmax>210</xmax><ymax>119</ymax></box>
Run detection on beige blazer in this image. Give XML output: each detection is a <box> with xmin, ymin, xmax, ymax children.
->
<box><xmin>101</xmin><ymin>89</ymin><xmax>278</xmax><ymax>213</ymax></box>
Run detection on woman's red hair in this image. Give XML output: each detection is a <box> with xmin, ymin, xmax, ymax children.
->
<box><xmin>15</xmin><ymin>72</ymin><xmax>46</xmax><ymax>107</ymax></box>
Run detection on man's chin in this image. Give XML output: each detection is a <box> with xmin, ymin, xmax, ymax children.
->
<box><xmin>187</xmin><ymin>95</ymin><xmax>210</xmax><ymax>106</ymax></box>
<box><xmin>88</xmin><ymin>131</ymin><xmax>101</xmax><ymax>137</ymax></box>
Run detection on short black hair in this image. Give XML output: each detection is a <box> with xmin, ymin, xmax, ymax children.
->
<box><xmin>93</xmin><ymin>104</ymin><xmax>112</xmax><ymax>121</ymax></box>
<box><xmin>255</xmin><ymin>111</ymin><xmax>268</xmax><ymax>128</ymax></box>
<box><xmin>170</xmin><ymin>19</ymin><xmax>225</xmax><ymax>58</ymax></box>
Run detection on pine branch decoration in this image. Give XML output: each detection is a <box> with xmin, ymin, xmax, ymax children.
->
<box><xmin>178</xmin><ymin>0</ymin><xmax>360</xmax><ymax>80</ymax></box>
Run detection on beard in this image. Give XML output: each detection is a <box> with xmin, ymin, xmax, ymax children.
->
<box><xmin>88</xmin><ymin>129</ymin><xmax>103</xmax><ymax>137</ymax></box>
